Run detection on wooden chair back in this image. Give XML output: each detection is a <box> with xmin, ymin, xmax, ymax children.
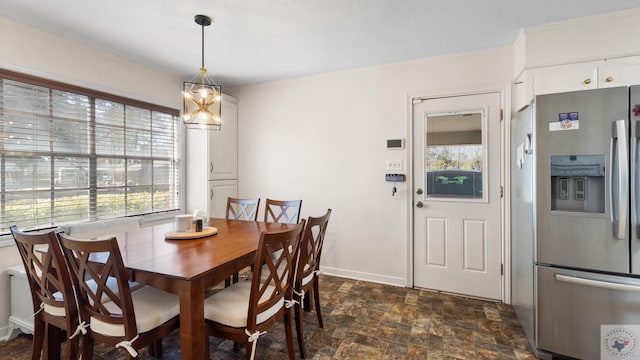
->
<box><xmin>264</xmin><ymin>199</ymin><xmax>302</xmax><ymax>224</ymax></box>
<box><xmin>57</xmin><ymin>233</ymin><xmax>138</xmax><ymax>340</ymax></box>
<box><xmin>248</xmin><ymin>221</ymin><xmax>305</xmax><ymax>329</ymax></box>
<box><xmin>226</xmin><ymin>197</ymin><xmax>261</xmax><ymax>221</ymax></box>
<box><xmin>296</xmin><ymin>209</ymin><xmax>332</xmax><ymax>289</ymax></box>
<box><xmin>10</xmin><ymin>225</ymin><xmax>79</xmax><ymax>359</ymax></box>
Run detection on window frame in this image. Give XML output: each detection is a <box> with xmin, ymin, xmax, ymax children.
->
<box><xmin>0</xmin><ymin>69</ymin><xmax>183</xmax><ymax>245</ymax></box>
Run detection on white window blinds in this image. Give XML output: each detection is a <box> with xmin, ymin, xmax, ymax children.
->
<box><xmin>0</xmin><ymin>71</ymin><xmax>180</xmax><ymax>234</ymax></box>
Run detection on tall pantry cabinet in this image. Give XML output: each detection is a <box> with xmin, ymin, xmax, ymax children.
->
<box><xmin>185</xmin><ymin>94</ymin><xmax>238</xmax><ymax>218</ymax></box>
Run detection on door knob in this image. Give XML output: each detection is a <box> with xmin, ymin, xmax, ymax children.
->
<box><xmin>416</xmin><ymin>188</ymin><xmax>423</xmax><ymax>195</ymax></box>
<box><xmin>416</xmin><ymin>201</ymin><xmax>423</xmax><ymax>208</ymax></box>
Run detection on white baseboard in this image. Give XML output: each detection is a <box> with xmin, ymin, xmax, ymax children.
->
<box><xmin>320</xmin><ymin>266</ymin><xmax>407</xmax><ymax>287</ymax></box>
<box><xmin>0</xmin><ymin>324</ymin><xmax>11</xmax><ymax>341</ymax></box>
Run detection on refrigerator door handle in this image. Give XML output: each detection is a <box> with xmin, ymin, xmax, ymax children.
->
<box><xmin>556</xmin><ymin>274</ymin><xmax>640</xmax><ymax>292</ymax></box>
<box><xmin>611</xmin><ymin>119</ymin><xmax>629</xmax><ymax>240</ymax></box>
<box><xmin>635</xmin><ymin>120</ymin><xmax>640</xmax><ymax>239</ymax></box>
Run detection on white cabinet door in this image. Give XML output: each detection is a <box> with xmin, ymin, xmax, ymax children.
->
<box><xmin>208</xmin><ymin>180</ymin><xmax>237</xmax><ymax>218</ymax></box>
<box><xmin>598</xmin><ymin>56</ymin><xmax>640</xmax><ymax>88</ymax></box>
<box><xmin>209</xmin><ymin>96</ymin><xmax>238</xmax><ymax>180</ymax></box>
<box><xmin>186</xmin><ymin>94</ymin><xmax>238</xmax><ymax>214</ymax></box>
<box><xmin>530</xmin><ymin>62</ymin><xmax>598</xmax><ymax>95</ymax></box>
<box><xmin>528</xmin><ymin>56</ymin><xmax>640</xmax><ymax>97</ymax></box>
<box><xmin>513</xmin><ymin>71</ymin><xmax>534</xmax><ymax>111</ymax></box>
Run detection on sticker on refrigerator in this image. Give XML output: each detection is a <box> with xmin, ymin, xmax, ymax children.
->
<box><xmin>549</xmin><ymin>112</ymin><xmax>579</xmax><ymax>131</ymax></box>
<box><xmin>601</xmin><ymin>325</ymin><xmax>640</xmax><ymax>360</ymax></box>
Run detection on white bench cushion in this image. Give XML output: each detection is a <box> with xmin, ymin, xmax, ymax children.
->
<box><xmin>60</xmin><ymin>217</ymin><xmax>142</xmax><ymax>239</ymax></box>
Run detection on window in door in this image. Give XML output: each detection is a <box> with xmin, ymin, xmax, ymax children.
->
<box><xmin>425</xmin><ymin>112</ymin><xmax>485</xmax><ymax>200</ymax></box>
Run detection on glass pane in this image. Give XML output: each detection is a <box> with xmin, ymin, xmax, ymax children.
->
<box><xmin>153</xmin><ymin>160</ymin><xmax>174</xmax><ymax>185</ymax></box>
<box><xmin>96</xmin><ymin>99</ymin><xmax>124</xmax><ymax>126</ymax></box>
<box><xmin>52</xmin><ymin>90</ymin><xmax>90</xmax><ymax>120</ymax></box>
<box><xmin>97</xmin><ymin>188</ymin><xmax>125</xmax><ymax>218</ymax></box>
<box><xmin>97</xmin><ymin>158</ymin><xmax>126</xmax><ymax>186</ymax></box>
<box><xmin>152</xmin><ymin>112</ymin><xmax>176</xmax><ymax>158</ymax></box>
<box><xmin>153</xmin><ymin>185</ymin><xmax>174</xmax><ymax>210</ymax></box>
<box><xmin>53</xmin><ymin>119</ymin><xmax>90</xmax><ymax>153</ymax></box>
<box><xmin>126</xmin><ymin>105</ymin><xmax>151</xmax><ymax>130</ymax></box>
<box><xmin>54</xmin><ymin>157</ymin><xmax>89</xmax><ymax>189</ymax></box>
<box><xmin>425</xmin><ymin>112</ymin><xmax>484</xmax><ymax>199</ymax></box>
<box><xmin>5</xmin><ymin>156</ymin><xmax>51</xmax><ymax>191</ymax></box>
<box><xmin>96</xmin><ymin>125</ymin><xmax>125</xmax><ymax>155</ymax></box>
<box><xmin>3</xmin><ymin>80</ymin><xmax>49</xmax><ymax>114</ymax></box>
<box><xmin>126</xmin><ymin>129</ymin><xmax>151</xmax><ymax>157</ymax></box>
<box><xmin>128</xmin><ymin>159</ymin><xmax>152</xmax><ymax>186</ymax></box>
<box><xmin>54</xmin><ymin>190</ymin><xmax>90</xmax><ymax>224</ymax></box>
<box><xmin>127</xmin><ymin>186</ymin><xmax>152</xmax><ymax>215</ymax></box>
<box><xmin>4</xmin><ymin>192</ymin><xmax>52</xmax><ymax>231</ymax></box>
<box><xmin>3</xmin><ymin>114</ymin><xmax>50</xmax><ymax>152</ymax></box>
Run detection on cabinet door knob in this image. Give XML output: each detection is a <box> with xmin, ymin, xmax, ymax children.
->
<box><xmin>210</xmin><ymin>162</ymin><xmax>214</xmax><ymax>173</ymax></box>
<box><xmin>583</xmin><ymin>78</ymin><xmax>592</xmax><ymax>85</ymax></box>
<box><xmin>210</xmin><ymin>189</ymin><xmax>214</xmax><ymax>199</ymax></box>
<box><xmin>416</xmin><ymin>201</ymin><xmax>424</xmax><ymax>208</ymax></box>
<box><xmin>606</xmin><ymin>76</ymin><xmax>614</xmax><ymax>83</ymax></box>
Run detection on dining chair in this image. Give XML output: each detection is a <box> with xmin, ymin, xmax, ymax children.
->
<box><xmin>224</xmin><ymin>197</ymin><xmax>262</xmax><ymax>286</ymax></box>
<box><xmin>293</xmin><ymin>209</ymin><xmax>332</xmax><ymax>358</ymax></box>
<box><xmin>264</xmin><ymin>199</ymin><xmax>302</xmax><ymax>224</ymax></box>
<box><xmin>203</xmin><ymin>221</ymin><xmax>305</xmax><ymax>360</ymax></box>
<box><xmin>57</xmin><ymin>233</ymin><xmax>181</xmax><ymax>360</ymax></box>
<box><xmin>226</xmin><ymin>197</ymin><xmax>261</xmax><ymax>221</ymax></box>
<box><xmin>10</xmin><ymin>226</ymin><xmax>81</xmax><ymax>360</ymax></box>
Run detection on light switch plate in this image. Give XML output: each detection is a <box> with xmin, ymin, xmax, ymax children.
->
<box><xmin>386</xmin><ymin>160</ymin><xmax>403</xmax><ymax>171</ymax></box>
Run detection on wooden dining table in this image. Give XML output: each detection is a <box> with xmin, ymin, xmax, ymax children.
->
<box><xmin>112</xmin><ymin>218</ymin><xmax>297</xmax><ymax>360</ymax></box>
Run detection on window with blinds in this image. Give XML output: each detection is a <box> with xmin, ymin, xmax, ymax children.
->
<box><xmin>0</xmin><ymin>71</ymin><xmax>180</xmax><ymax>234</ymax></box>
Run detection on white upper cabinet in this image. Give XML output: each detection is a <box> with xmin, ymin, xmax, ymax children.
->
<box><xmin>512</xmin><ymin>71</ymin><xmax>534</xmax><ymax>112</ymax></box>
<box><xmin>527</xmin><ymin>56</ymin><xmax>640</xmax><ymax>97</ymax></box>
<box><xmin>597</xmin><ymin>56</ymin><xmax>640</xmax><ymax>88</ymax></box>
<box><xmin>529</xmin><ymin>61</ymin><xmax>598</xmax><ymax>95</ymax></box>
<box><xmin>208</xmin><ymin>97</ymin><xmax>238</xmax><ymax>180</ymax></box>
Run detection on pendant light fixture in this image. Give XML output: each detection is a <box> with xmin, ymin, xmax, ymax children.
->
<box><xmin>182</xmin><ymin>14</ymin><xmax>222</xmax><ymax>130</ymax></box>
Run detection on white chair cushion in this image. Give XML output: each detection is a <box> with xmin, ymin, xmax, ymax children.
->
<box><xmin>90</xmin><ymin>286</ymin><xmax>179</xmax><ymax>337</ymax></box>
<box><xmin>301</xmin><ymin>264</ymin><xmax>314</xmax><ymax>286</ymax></box>
<box><xmin>43</xmin><ymin>301</ymin><xmax>66</xmax><ymax>317</ymax></box>
<box><xmin>204</xmin><ymin>281</ymin><xmax>283</xmax><ymax>328</ymax></box>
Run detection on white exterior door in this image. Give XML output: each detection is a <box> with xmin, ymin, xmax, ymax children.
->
<box><xmin>412</xmin><ymin>92</ymin><xmax>502</xmax><ymax>300</ymax></box>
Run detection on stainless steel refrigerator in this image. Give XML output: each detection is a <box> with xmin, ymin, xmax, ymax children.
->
<box><xmin>514</xmin><ymin>86</ymin><xmax>640</xmax><ymax>359</ymax></box>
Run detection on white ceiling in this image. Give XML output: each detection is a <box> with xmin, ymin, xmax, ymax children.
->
<box><xmin>1</xmin><ymin>0</ymin><xmax>640</xmax><ymax>88</ymax></box>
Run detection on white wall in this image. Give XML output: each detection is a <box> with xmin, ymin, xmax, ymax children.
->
<box><xmin>0</xmin><ymin>17</ymin><xmax>181</xmax><ymax>108</ymax></box>
<box><xmin>228</xmin><ymin>47</ymin><xmax>514</xmax><ymax>286</ymax></box>
<box><xmin>0</xmin><ymin>16</ymin><xmax>182</xmax><ymax>337</ymax></box>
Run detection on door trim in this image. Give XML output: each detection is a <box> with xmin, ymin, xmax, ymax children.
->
<box><xmin>406</xmin><ymin>84</ymin><xmax>511</xmax><ymax>303</ymax></box>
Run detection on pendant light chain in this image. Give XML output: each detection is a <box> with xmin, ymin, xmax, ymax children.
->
<box><xmin>201</xmin><ymin>20</ymin><xmax>205</xmax><ymax>75</ymax></box>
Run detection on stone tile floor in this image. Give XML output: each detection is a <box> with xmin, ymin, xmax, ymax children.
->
<box><xmin>0</xmin><ymin>275</ymin><xmax>535</xmax><ymax>359</ymax></box>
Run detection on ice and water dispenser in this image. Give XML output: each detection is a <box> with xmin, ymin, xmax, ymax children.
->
<box><xmin>550</xmin><ymin>155</ymin><xmax>605</xmax><ymax>213</ymax></box>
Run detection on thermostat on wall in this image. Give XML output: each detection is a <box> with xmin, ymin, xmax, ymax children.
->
<box><xmin>386</xmin><ymin>139</ymin><xmax>404</xmax><ymax>149</ymax></box>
